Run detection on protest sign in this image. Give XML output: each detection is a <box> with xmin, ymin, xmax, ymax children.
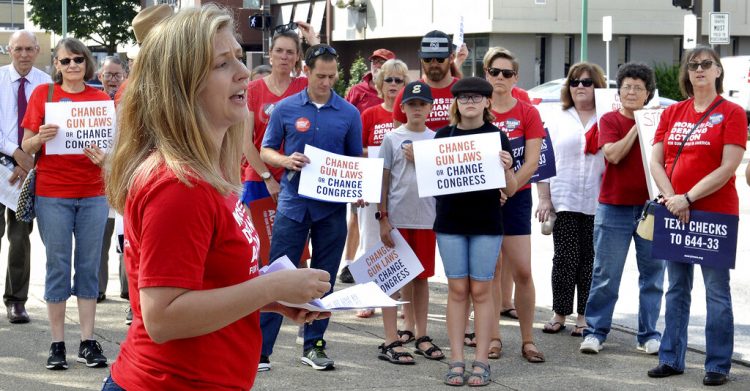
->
<box><xmin>595</xmin><ymin>88</ymin><xmax>661</xmax><ymax>128</ymax></box>
<box><xmin>44</xmin><ymin>101</ymin><xmax>116</xmax><ymax>155</ymax></box>
<box><xmin>453</xmin><ymin>15</ymin><xmax>464</xmax><ymax>49</ymax></box>
<box><xmin>652</xmin><ymin>204</ymin><xmax>738</xmax><ymax>269</ymax></box>
<box><xmin>0</xmin><ymin>165</ymin><xmax>21</xmax><ymax>211</ymax></box>
<box><xmin>248</xmin><ymin>196</ymin><xmax>310</xmax><ymax>266</ymax></box>
<box><xmin>634</xmin><ymin>108</ymin><xmax>664</xmax><ymax>199</ymax></box>
<box><xmin>507</xmin><ymin>129</ymin><xmax>556</xmax><ymax>183</ymax></box>
<box><xmin>412</xmin><ymin>132</ymin><xmax>504</xmax><ymax>197</ymax></box>
<box><xmin>348</xmin><ymin>229</ymin><xmax>424</xmax><ymax>296</ymax></box>
<box><xmin>298</xmin><ymin>145</ymin><xmax>383</xmax><ymax>203</ymax></box>
<box><xmin>367</xmin><ymin>145</ymin><xmax>381</xmax><ymax>159</ymax></box>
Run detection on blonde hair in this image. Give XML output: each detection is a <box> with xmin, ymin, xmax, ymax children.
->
<box><xmin>106</xmin><ymin>5</ymin><xmax>243</xmax><ymax>212</ymax></box>
<box><xmin>373</xmin><ymin>59</ymin><xmax>409</xmax><ymax>99</ymax></box>
<box><xmin>482</xmin><ymin>46</ymin><xmax>519</xmax><ymax>73</ymax></box>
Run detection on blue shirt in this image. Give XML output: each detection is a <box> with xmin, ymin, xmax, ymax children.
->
<box><xmin>262</xmin><ymin>89</ymin><xmax>363</xmax><ymax>222</ymax></box>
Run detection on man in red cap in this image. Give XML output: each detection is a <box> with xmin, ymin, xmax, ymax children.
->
<box><xmin>345</xmin><ymin>48</ymin><xmax>395</xmax><ymax>113</ymax></box>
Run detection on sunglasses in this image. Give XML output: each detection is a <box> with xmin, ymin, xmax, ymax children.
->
<box><xmin>687</xmin><ymin>59</ymin><xmax>715</xmax><ymax>71</ymax></box>
<box><xmin>487</xmin><ymin>67</ymin><xmax>516</xmax><ymax>78</ymax></box>
<box><xmin>570</xmin><ymin>78</ymin><xmax>594</xmax><ymax>88</ymax></box>
<box><xmin>421</xmin><ymin>57</ymin><xmax>446</xmax><ymax>64</ymax></box>
<box><xmin>383</xmin><ymin>77</ymin><xmax>404</xmax><ymax>84</ymax></box>
<box><xmin>58</xmin><ymin>56</ymin><xmax>85</xmax><ymax>66</ymax></box>
<box><xmin>306</xmin><ymin>45</ymin><xmax>338</xmax><ymax>63</ymax></box>
<box><xmin>273</xmin><ymin>22</ymin><xmax>298</xmax><ymax>35</ymax></box>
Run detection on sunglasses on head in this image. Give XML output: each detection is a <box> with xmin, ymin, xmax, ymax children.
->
<box><xmin>306</xmin><ymin>45</ymin><xmax>338</xmax><ymax>63</ymax></box>
<box><xmin>422</xmin><ymin>57</ymin><xmax>446</xmax><ymax>64</ymax></box>
<box><xmin>383</xmin><ymin>77</ymin><xmax>404</xmax><ymax>84</ymax></box>
<box><xmin>487</xmin><ymin>67</ymin><xmax>516</xmax><ymax>78</ymax></box>
<box><xmin>58</xmin><ymin>56</ymin><xmax>85</xmax><ymax>66</ymax></box>
<box><xmin>687</xmin><ymin>59</ymin><xmax>715</xmax><ymax>71</ymax></box>
<box><xmin>570</xmin><ymin>78</ymin><xmax>594</xmax><ymax>88</ymax></box>
<box><xmin>273</xmin><ymin>22</ymin><xmax>298</xmax><ymax>35</ymax></box>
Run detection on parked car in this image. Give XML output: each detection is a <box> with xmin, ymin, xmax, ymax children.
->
<box><xmin>527</xmin><ymin>78</ymin><xmax>676</xmax><ymax>107</ymax></box>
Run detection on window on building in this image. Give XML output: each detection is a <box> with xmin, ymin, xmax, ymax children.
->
<box><xmin>459</xmin><ymin>36</ymin><xmax>489</xmax><ymax>78</ymax></box>
<box><xmin>617</xmin><ymin>36</ymin><xmax>630</xmax><ymax>68</ymax></box>
<box><xmin>244</xmin><ymin>0</ymin><xmax>261</xmax><ymax>8</ymax></box>
<box><xmin>536</xmin><ymin>35</ymin><xmax>547</xmax><ymax>85</ymax></box>
<box><xmin>564</xmin><ymin>35</ymin><xmax>574</xmax><ymax>76</ymax></box>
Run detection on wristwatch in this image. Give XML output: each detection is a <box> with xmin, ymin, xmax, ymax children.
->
<box><xmin>375</xmin><ymin>210</ymin><xmax>388</xmax><ymax>220</ymax></box>
<box><xmin>260</xmin><ymin>171</ymin><xmax>272</xmax><ymax>180</ymax></box>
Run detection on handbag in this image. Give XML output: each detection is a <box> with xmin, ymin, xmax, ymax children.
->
<box><xmin>636</xmin><ymin>98</ymin><xmax>724</xmax><ymax>240</ymax></box>
<box><xmin>16</xmin><ymin>83</ymin><xmax>54</xmax><ymax>223</ymax></box>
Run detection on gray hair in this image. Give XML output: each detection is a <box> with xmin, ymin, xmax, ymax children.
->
<box><xmin>99</xmin><ymin>56</ymin><xmax>127</xmax><ymax>73</ymax></box>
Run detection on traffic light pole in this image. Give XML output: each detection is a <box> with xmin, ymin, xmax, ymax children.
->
<box><xmin>694</xmin><ymin>0</ymin><xmax>702</xmax><ymax>44</ymax></box>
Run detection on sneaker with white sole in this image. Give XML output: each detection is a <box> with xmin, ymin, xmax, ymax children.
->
<box><xmin>637</xmin><ymin>339</ymin><xmax>660</xmax><ymax>355</ymax></box>
<box><xmin>301</xmin><ymin>339</ymin><xmax>334</xmax><ymax>370</ymax></box>
<box><xmin>579</xmin><ymin>336</ymin><xmax>603</xmax><ymax>354</ymax></box>
<box><xmin>77</xmin><ymin>339</ymin><xmax>107</xmax><ymax>367</ymax></box>
<box><xmin>258</xmin><ymin>355</ymin><xmax>271</xmax><ymax>372</ymax></box>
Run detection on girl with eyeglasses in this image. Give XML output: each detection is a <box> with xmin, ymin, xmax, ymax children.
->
<box><xmin>434</xmin><ymin>77</ymin><xmax>517</xmax><ymax>386</ymax></box>
<box><xmin>20</xmin><ymin>37</ymin><xmax>111</xmax><ymax>370</ymax></box>
<box><xmin>535</xmin><ymin>62</ymin><xmax>606</xmax><ymax>337</ymax></box>
<box><xmin>647</xmin><ymin>46</ymin><xmax>746</xmax><ymax>387</ymax></box>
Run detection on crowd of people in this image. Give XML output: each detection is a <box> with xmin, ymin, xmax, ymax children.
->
<box><xmin>0</xmin><ymin>3</ymin><xmax>746</xmax><ymax>389</ymax></box>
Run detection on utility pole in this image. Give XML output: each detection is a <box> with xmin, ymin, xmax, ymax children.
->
<box><xmin>580</xmin><ymin>0</ymin><xmax>588</xmax><ymax>61</ymax></box>
<box><xmin>694</xmin><ymin>0</ymin><xmax>702</xmax><ymax>44</ymax></box>
<box><xmin>62</xmin><ymin>0</ymin><xmax>68</xmax><ymax>37</ymax></box>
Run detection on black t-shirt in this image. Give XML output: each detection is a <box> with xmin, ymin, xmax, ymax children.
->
<box><xmin>433</xmin><ymin>122</ymin><xmax>513</xmax><ymax>235</ymax></box>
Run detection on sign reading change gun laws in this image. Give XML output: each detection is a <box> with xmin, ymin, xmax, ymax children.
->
<box><xmin>348</xmin><ymin>229</ymin><xmax>425</xmax><ymax>296</ymax></box>
<box><xmin>413</xmin><ymin>132</ymin><xmax>505</xmax><ymax>197</ymax></box>
<box><xmin>44</xmin><ymin>101</ymin><xmax>116</xmax><ymax>155</ymax></box>
<box><xmin>298</xmin><ymin>145</ymin><xmax>383</xmax><ymax>203</ymax></box>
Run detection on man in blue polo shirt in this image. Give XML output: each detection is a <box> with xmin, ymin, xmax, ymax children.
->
<box><xmin>259</xmin><ymin>44</ymin><xmax>362</xmax><ymax>372</ymax></box>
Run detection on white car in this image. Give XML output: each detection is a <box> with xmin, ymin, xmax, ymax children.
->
<box><xmin>527</xmin><ymin>78</ymin><xmax>676</xmax><ymax>107</ymax></box>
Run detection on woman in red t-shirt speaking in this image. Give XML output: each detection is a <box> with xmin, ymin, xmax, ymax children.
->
<box><xmin>647</xmin><ymin>46</ymin><xmax>746</xmax><ymax>387</ymax></box>
<box><xmin>21</xmin><ymin>37</ymin><xmax>111</xmax><ymax>371</ymax></box>
<box><xmin>104</xmin><ymin>6</ymin><xmax>330</xmax><ymax>390</ymax></box>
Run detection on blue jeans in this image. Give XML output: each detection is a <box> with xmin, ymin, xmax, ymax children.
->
<box><xmin>36</xmin><ymin>196</ymin><xmax>109</xmax><ymax>302</ymax></box>
<box><xmin>101</xmin><ymin>376</ymin><xmax>126</xmax><ymax>390</ymax></box>
<box><xmin>659</xmin><ymin>261</ymin><xmax>733</xmax><ymax>374</ymax></box>
<box><xmin>435</xmin><ymin>234</ymin><xmax>502</xmax><ymax>281</ymax></box>
<box><xmin>260</xmin><ymin>207</ymin><xmax>347</xmax><ymax>355</ymax></box>
<box><xmin>583</xmin><ymin>204</ymin><xmax>665</xmax><ymax>344</ymax></box>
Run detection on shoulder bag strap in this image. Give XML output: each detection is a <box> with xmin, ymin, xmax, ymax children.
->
<box><xmin>668</xmin><ymin>97</ymin><xmax>724</xmax><ymax>180</ymax></box>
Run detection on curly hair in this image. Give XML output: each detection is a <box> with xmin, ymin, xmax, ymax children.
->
<box><xmin>616</xmin><ymin>62</ymin><xmax>656</xmax><ymax>105</ymax></box>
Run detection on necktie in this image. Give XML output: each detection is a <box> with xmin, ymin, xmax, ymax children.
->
<box><xmin>17</xmin><ymin>77</ymin><xmax>28</xmax><ymax>147</ymax></box>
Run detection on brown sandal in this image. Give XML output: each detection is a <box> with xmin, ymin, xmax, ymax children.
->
<box><xmin>488</xmin><ymin>338</ymin><xmax>502</xmax><ymax>360</ymax></box>
<box><xmin>521</xmin><ymin>341</ymin><xmax>545</xmax><ymax>363</ymax></box>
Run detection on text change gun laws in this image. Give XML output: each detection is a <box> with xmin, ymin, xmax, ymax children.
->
<box><xmin>348</xmin><ymin>229</ymin><xmax>424</xmax><ymax>296</ymax></box>
<box><xmin>298</xmin><ymin>145</ymin><xmax>383</xmax><ymax>203</ymax></box>
<box><xmin>44</xmin><ymin>100</ymin><xmax>116</xmax><ymax>155</ymax></box>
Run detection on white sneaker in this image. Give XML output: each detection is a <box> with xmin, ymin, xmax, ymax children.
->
<box><xmin>637</xmin><ymin>339</ymin><xmax>660</xmax><ymax>355</ymax></box>
<box><xmin>579</xmin><ymin>336</ymin><xmax>603</xmax><ymax>354</ymax></box>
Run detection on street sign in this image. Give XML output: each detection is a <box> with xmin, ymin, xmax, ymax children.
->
<box><xmin>683</xmin><ymin>14</ymin><xmax>697</xmax><ymax>49</ymax></box>
<box><xmin>602</xmin><ymin>16</ymin><xmax>612</xmax><ymax>42</ymax></box>
<box><xmin>709</xmin><ymin>12</ymin><xmax>730</xmax><ymax>45</ymax></box>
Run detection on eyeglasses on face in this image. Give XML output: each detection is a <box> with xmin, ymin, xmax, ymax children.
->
<box><xmin>102</xmin><ymin>73</ymin><xmax>125</xmax><ymax>81</ymax></box>
<box><xmin>371</xmin><ymin>58</ymin><xmax>386</xmax><ymax>66</ymax></box>
<box><xmin>273</xmin><ymin>22</ymin><xmax>298</xmax><ymax>35</ymax></box>
<box><xmin>383</xmin><ymin>77</ymin><xmax>404</xmax><ymax>84</ymax></box>
<box><xmin>58</xmin><ymin>56</ymin><xmax>85</xmax><ymax>66</ymax></box>
<box><xmin>687</xmin><ymin>59</ymin><xmax>715</xmax><ymax>71</ymax></box>
<box><xmin>620</xmin><ymin>84</ymin><xmax>646</xmax><ymax>93</ymax></box>
<box><xmin>457</xmin><ymin>94</ymin><xmax>485</xmax><ymax>104</ymax></box>
<box><xmin>487</xmin><ymin>67</ymin><xmax>516</xmax><ymax>78</ymax></box>
<box><xmin>570</xmin><ymin>78</ymin><xmax>594</xmax><ymax>88</ymax></box>
<box><xmin>421</xmin><ymin>57</ymin><xmax>446</xmax><ymax>64</ymax></box>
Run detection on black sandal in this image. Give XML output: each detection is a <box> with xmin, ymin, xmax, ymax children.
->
<box><xmin>397</xmin><ymin>329</ymin><xmax>415</xmax><ymax>344</ymax></box>
<box><xmin>414</xmin><ymin>335</ymin><xmax>444</xmax><ymax>360</ymax></box>
<box><xmin>464</xmin><ymin>332</ymin><xmax>477</xmax><ymax>347</ymax></box>
<box><xmin>378</xmin><ymin>340</ymin><xmax>415</xmax><ymax>365</ymax></box>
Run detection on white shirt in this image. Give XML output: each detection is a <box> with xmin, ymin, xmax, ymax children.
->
<box><xmin>0</xmin><ymin>64</ymin><xmax>52</xmax><ymax>157</ymax></box>
<box><xmin>544</xmin><ymin>106</ymin><xmax>605</xmax><ymax>215</ymax></box>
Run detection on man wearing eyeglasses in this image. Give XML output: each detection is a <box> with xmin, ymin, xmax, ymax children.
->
<box><xmin>0</xmin><ymin>30</ymin><xmax>52</xmax><ymax>324</ymax></box>
<box><xmin>393</xmin><ymin>30</ymin><xmax>458</xmax><ymax>130</ymax></box>
<box><xmin>97</xmin><ymin>56</ymin><xmax>127</xmax><ymax>100</ymax></box>
<box><xmin>260</xmin><ymin>44</ymin><xmax>363</xmax><ymax>372</ymax></box>
<box><xmin>345</xmin><ymin>48</ymin><xmax>396</xmax><ymax>113</ymax></box>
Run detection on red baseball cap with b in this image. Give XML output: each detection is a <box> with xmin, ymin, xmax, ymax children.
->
<box><xmin>369</xmin><ymin>48</ymin><xmax>396</xmax><ymax>61</ymax></box>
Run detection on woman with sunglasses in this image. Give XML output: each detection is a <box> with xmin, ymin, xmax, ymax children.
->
<box><xmin>242</xmin><ymin>23</ymin><xmax>318</xmax><ymax>206</ymax></box>
<box><xmin>535</xmin><ymin>62</ymin><xmax>606</xmax><ymax>336</ymax></box>
<box><xmin>483</xmin><ymin>47</ymin><xmax>546</xmax><ymax>363</ymax></box>
<box><xmin>647</xmin><ymin>46</ymin><xmax>746</xmax><ymax>387</ymax></box>
<box><xmin>435</xmin><ymin>77</ymin><xmax>517</xmax><ymax>386</ymax></box>
<box><xmin>20</xmin><ymin>38</ymin><xmax>111</xmax><ymax>370</ymax></box>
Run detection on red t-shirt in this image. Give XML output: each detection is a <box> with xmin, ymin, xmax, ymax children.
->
<box><xmin>112</xmin><ymin>165</ymin><xmax>261</xmax><ymax>390</ymax></box>
<box><xmin>393</xmin><ymin>77</ymin><xmax>458</xmax><ymax>130</ymax></box>
<box><xmin>598</xmin><ymin>110</ymin><xmax>649</xmax><ymax>205</ymax></box>
<box><xmin>361</xmin><ymin>104</ymin><xmax>394</xmax><ymax>147</ymax></box>
<box><xmin>512</xmin><ymin>86</ymin><xmax>531</xmax><ymax>104</ymax></box>
<box><xmin>243</xmin><ymin>77</ymin><xmax>308</xmax><ymax>182</ymax></box>
<box><xmin>21</xmin><ymin>83</ymin><xmax>109</xmax><ymax>198</ymax></box>
<box><xmin>654</xmin><ymin>96</ymin><xmax>748</xmax><ymax>215</ymax></box>
<box><xmin>491</xmin><ymin>101</ymin><xmax>546</xmax><ymax>191</ymax></box>
<box><xmin>345</xmin><ymin>72</ymin><xmax>383</xmax><ymax>113</ymax></box>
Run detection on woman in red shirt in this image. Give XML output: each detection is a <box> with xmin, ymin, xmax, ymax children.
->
<box><xmin>104</xmin><ymin>6</ymin><xmax>330</xmax><ymax>390</ymax></box>
<box><xmin>21</xmin><ymin>37</ymin><xmax>111</xmax><ymax>371</ymax></box>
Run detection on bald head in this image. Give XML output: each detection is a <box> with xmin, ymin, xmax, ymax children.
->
<box><xmin>8</xmin><ymin>30</ymin><xmax>40</xmax><ymax>76</ymax></box>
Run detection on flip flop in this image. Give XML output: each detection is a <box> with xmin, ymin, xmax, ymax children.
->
<box><xmin>488</xmin><ymin>338</ymin><xmax>502</xmax><ymax>360</ymax></box>
<box><xmin>542</xmin><ymin>321</ymin><xmax>566</xmax><ymax>334</ymax></box>
<box><xmin>500</xmin><ymin>308</ymin><xmax>519</xmax><ymax>320</ymax></box>
<box><xmin>571</xmin><ymin>325</ymin><xmax>586</xmax><ymax>337</ymax></box>
<box><xmin>464</xmin><ymin>332</ymin><xmax>477</xmax><ymax>347</ymax></box>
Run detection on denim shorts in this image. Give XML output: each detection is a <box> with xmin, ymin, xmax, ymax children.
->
<box><xmin>36</xmin><ymin>196</ymin><xmax>109</xmax><ymax>302</ymax></box>
<box><xmin>502</xmin><ymin>188</ymin><xmax>532</xmax><ymax>235</ymax></box>
<box><xmin>436</xmin><ymin>234</ymin><xmax>502</xmax><ymax>281</ymax></box>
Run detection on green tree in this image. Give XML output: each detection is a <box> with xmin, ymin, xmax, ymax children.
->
<box><xmin>653</xmin><ymin>62</ymin><xmax>683</xmax><ymax>101</ymax></box>
<box><xmin>28</xmin><ymin>0</ymin><xmax>140</xmax><ymax>55</ymax></box>
<box><xmin>347</xmin><ymin>55</ymin><xmax>368</xmax><ymax>89</ymax></box>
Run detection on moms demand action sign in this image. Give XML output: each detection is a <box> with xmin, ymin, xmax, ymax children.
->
<box><xmin>298</xmin><ymin>145</ymin><xmax>383</xmax><ymax>203</ymax></box>
<box><xmin>44</xmin><ymin>101</ymin><xmax>116</xmax><ymax>155</ymax></box>
<box><xmin>413</xmin><ymin>132</ymin><xmax>505</xmax><ymax>197</ymax></box>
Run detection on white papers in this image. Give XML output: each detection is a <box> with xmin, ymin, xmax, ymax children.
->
<box><xmin>0</xmin><ymin>165</ymin><xmax>21</xmax><ymax>211</ymax></box>
<box><xmin>635</xmin><ymin>108</ymin><xmax>665</xmax><ymax>200</ymax></box>
<box><xmin>412</xmin><ymin>132</ymin><xmax>505</xmax><ymax>197</ymax></box>
<box><xmin>298</xmin><ymin>145</ymin><xmax>383</xmax><ymax>203</ymax></box>
<box><xmin>453</xmin><ymin>15</ymin><xmax>464</xmax><ymax>49</ymax></box>
<box><xmin>260</xmin><ymin>256</ymin><xmax>404</xmax><ymax>312</ymax></box>
<box><xmin>348</xmin><ymin>229</ymin><xmax>424</xmax><ymax>296</ymax></box>
<box><xmin>44</xmin><ymin>101</ymin><xmax>116</xmax><ymax>155</ymax></box>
